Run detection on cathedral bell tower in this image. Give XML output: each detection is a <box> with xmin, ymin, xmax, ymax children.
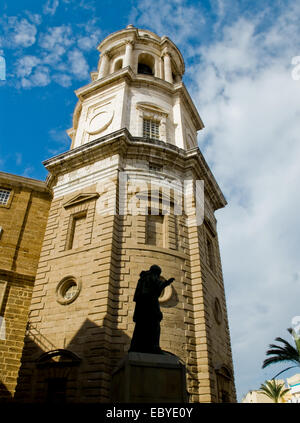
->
<box><xmin>15</xmin><ymin>25</ymin><xmax>236</xmax><ymax>403</ymax></box>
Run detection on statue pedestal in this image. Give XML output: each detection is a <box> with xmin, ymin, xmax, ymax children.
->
<box><xmin>111</xmin><ymin>352</ymin><xmax>188</xmax><ymax>403</ymax></box>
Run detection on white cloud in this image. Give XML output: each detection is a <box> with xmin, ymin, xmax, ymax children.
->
<box><xmin>130</xmin><ymin>0</ymin><xmax>205</xmax><ymax>48</ymax></box>
<box><xmin>191</xmin><ymin>3</ymin><xmax>300</xmax><ymax>400</ymax></box>
<box><xmin>39</xmin><ymin>25</ymin><xmax>74</xmax><ymax>51</ymax></box>
<box><xmin>2</xmin><ymin>16</ymin><xmax>38</xmax><ymax>48</ymax></box>
<box><xmin>16</xmin><ymin>56</ymin><xmax>41</xmax><ymax>78</ymax></box>
<box><xmin>6</xmin><ymin>22</ymin><xmax>99</xmax><ymax>87</ymax></box>
<box><xmin>21</xmin><ymin>66</ymin><xmax>50</xmax><ymax>88</ymax></box>
<box><xmin>68</xmin><ymin>49</ymin><xmax>89</xmax><ymax>79</ymax></box>
<box><xmin>1</xmin><ymin>6</ymin><xmax>103</xmax><ymax>89</ymax></box>
<box><xmin>22</xmin><ymin>166</ymin><xmax>35</xmax><ymax>178</ymax></box>
<box><xmin>77</xmin><ymin>36</ymin><xmax>95</xmax><ymax>50</ymax></box>
<box><xmin>14</xmin><ymin>19</ymin><xmax>37</xmax><ymax>47</ymax></box>
<box><xmin>15</xmin><ymin>153</ymin><xmax>22</xmax><ymax>166</ymax></box>
<box><xmin>53</xmin><ymin>73</ymin><xmax>72</xmax><ymax>87</ymax></box>
<box><xmin>25</xmin><ymin>12</ymin><xmax>43</xmax><ymax>25</ymax></box>
<box><xmin>43</xmin><ymin>0</ymin><xmax>59</xmax><ymax>16</ymax></box>
<box><xmin>42</xmin><ymin>0</ymin><xmax>96</xmax><ymax>15</ymax></box>
<box><xmin>77</xmin><ymin>34</ymin><xmax>99</xmax><ymax>51</ymax></box>
<box><xmin>16</xmin><ymin>56</ymin><xmax>50</xmax><ymax>88</ymax></box>
<box><xmin>76</xmin><ymin>19</ymin><xmax>102</xmax><ymax>51</ymax></box>
<box><xmin>78</xmin><ymin>0</ymin><xmax>96</xmax><ymax>12</ymax></box>
<box><xmin>30</xmin><ymin>66</ymin><xmax>51</xmax><ymax>86</ymax></box>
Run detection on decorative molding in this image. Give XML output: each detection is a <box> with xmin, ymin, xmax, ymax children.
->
<box><xmin>136</xmin><ymin>102</ymin><xmax>168</xmax><ymax>118</ymax></box>
<box><xmin>86</xmin><ymin>110</ymin><xmax>114</xmax><ymax>135</ymax></box>
<box><xmin>124</xmin><ymin>39</ymin><xmax>135</xmax><ymax>46</ymax></box>
<box><xmin>63</xmin><ymin>193</ymin><xmax>99</xmax><ymax>208</ymax></box>
<box><xmin>161</xmin><ymin>50</ymin><xmax>171</xmax><ymax>59</ymax></box>
<box><xmin>102</xmin><ymin>49</ymin><xmax>112</xmax><ymax>59</ymax></box>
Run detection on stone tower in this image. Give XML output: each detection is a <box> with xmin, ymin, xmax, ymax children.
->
<box><xmin>15</xmin><ymin>25</ymin><xmax>236</xmax><ymax>403</ymax></box>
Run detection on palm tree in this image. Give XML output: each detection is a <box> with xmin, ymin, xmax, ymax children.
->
<box><xmin>259</xmin><ymin>380</ymin><xmax>290</xmax><ymax>403</ymax></box>
<box><xmin>262</xmin><ymin>328</ymin><xmax>300</xmax><ymax>378</ymax></box>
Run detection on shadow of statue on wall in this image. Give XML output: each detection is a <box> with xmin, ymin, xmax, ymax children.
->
<box><xmin>14</xmin><ymin>315</ymin><xmax>131</xmax><ymax>403</ymax></box>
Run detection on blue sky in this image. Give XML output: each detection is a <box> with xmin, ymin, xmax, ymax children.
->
<box><xmin>1</xmin><ymin>0</ymin><xmax>300</xmax><ymax>402</ymax></box>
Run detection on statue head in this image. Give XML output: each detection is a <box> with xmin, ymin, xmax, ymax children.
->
<box><xmin>149</xmin><ymin>265</ymin><xmax>162</xmax><ymax>276</ymax></box>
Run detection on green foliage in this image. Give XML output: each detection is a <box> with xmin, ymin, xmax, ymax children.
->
<box><xmin>262</xmin><ymin>328</ymin><xmax>300</xmax><ymax>378</ymax></box>
<box><xmin>259</xmin><ymin>380</ymin><xmax>290</xmax><ymax>403</ymax></box>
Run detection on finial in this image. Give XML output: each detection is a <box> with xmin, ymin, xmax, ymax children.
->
<box><xmin>126</xmin><ymin>24</ymin><xmax>134</xmax><ymax>29</ymax></box>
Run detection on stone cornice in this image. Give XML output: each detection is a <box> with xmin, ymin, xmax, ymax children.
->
<box><xmin>0</xmin><ymin>268</ymin><xmax>35</xmax><ymax>284</ymax></box>
<box><xmin>0</xmin><ymin>171</ymin><xmax>51</xmax><ymax>195</ymax></box>
<box><xmin>43</xmin><ymin>128</ymin><xmax>226</xmax><ymax>211</ymax></box>
<box><xmin>75</xmin><ymin>66</ymin><xmax>136</xmax><ymax>99</ymax></box>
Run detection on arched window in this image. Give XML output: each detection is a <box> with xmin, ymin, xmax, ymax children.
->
<box><xmin>35</xmin><ymin>349</ymin><xmax>81</xmax><ymax>404</ymax></box>
<box><xmin>137</xmin><ymin>53</ymin><xmax>155</xmax><ymax>76</ymax></box>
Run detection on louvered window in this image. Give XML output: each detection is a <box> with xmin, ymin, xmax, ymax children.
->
<box><xmin>143</xmin><ymin>119</ymin><xmax>159</xmax><ymax>140</ymax></box>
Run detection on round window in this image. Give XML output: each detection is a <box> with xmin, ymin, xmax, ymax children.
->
<box><xmin>56</xmin><ymin>277</ymin><xmax>81</xmax><ymax>305</ymax></box>
<box><xmin>63</xmin><ymin>281</ymin><xmax>77</xmax><ymax>300</ymax></box>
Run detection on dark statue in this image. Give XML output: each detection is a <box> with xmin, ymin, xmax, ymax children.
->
<box><xmin>129</xmin><ymin>265</ymin><xmax>175</xmax><ymax>354</ymax></box>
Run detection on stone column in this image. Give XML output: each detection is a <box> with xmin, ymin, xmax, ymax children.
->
<box><xmin>163</xmin><ymin>52</ymin><xmax>173</xmax><ymax>83</ymax></box>
<box><xmin>154</xmin><ymin>59</ymin><xmax>160</xmax><ymax>78</ymax></box>
<box><xmin>159</xmin><ymin>115</ymin><xmax>167</xmax><ymax>142</ymax></box>
<box><xmin>98</xmin><ymin>51</ymin><xmax>110</xmax><ymax>79</ymax></box>
<box><xmin>123</xmin><ymin>40</ymin><xmax>134</xmax><ymax>69</ymax></box>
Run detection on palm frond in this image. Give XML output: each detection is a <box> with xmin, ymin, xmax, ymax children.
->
<box><xmin>271</xmin><ymin>337</ymin><xmax>299</xmax><ymax>355</ymax></box>
<box><xmin>259</xmin><ymin>380</ymin><xmax>290</xmax><ymax>403</ymax></box>
<box><xmin>262</xmin><ymin>330</ymin><xmax>300</xmax><ymax>369</ymax></box>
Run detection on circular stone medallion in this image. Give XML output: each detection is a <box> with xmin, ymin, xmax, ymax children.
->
<box><xmin>87</xmin><ymin>110</ymin><xmax>114</xmax><ymax>135</ymax></box>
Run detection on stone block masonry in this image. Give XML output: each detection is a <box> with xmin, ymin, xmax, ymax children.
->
<box><xmin>0</xmin><ymin>172</ymin><xmax>51</xmax><ymax>400</ymax></box>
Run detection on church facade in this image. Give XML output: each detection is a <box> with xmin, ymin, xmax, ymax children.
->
<box><xmin>0</xmin><ymin>26</ymin><xmax>236</xmax><ymax>403</ymax></box>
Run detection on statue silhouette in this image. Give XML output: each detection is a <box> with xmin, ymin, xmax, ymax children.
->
<box><xmin>129</xmin><ymin>265</ymin><xmax>175</xmax><ymax>354</ymax></box>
